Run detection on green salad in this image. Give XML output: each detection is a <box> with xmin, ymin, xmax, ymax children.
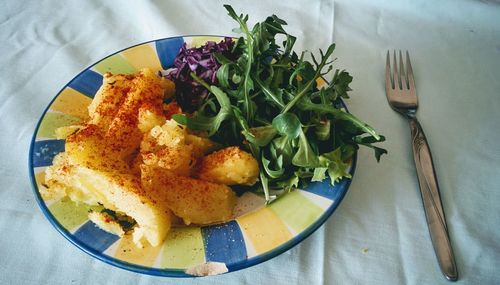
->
<box><xmin>168</xmin><ymin>5</ymin><xmax>386</xmax><ymax>203</ymax></box>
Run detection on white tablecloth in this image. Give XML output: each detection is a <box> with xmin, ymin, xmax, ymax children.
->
<box><xmin>1</xmin><ymin>0</ymin><xmax>499</xmax><ymax>284</ymax></box>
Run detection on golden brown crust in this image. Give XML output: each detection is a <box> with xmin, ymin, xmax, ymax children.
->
<box><xmin>141</xmin><ymin>165</ymin><xmax>236</xmax><ymax>225</ymax></box>
<box><xmin>197</xmin><ymin>146</ymin><xmax>259</xmax><ymax>185</ymax></box>
<box><xmin>87</xmin><ymin>69</ymin><xmax>174</xmax><ymax>159</ymax></box>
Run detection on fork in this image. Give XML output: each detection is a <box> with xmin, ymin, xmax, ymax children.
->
<box><xmin>385</xmin><ymin>51</ymin><xmax>458</xmax><ymax>281</ymax></box>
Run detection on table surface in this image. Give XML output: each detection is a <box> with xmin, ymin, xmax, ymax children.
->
<box><xmin>1</xmin><ymin>0</ymin><xmax>499</xmax><ymax>284</ymax></box>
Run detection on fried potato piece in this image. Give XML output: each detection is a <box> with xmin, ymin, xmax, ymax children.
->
<box><xmin>186</xmin><ymin>134</ymin><xmax>220</xmax><ymax>158</ymax></box>
<box><xmin>45</xmin><ymin>153</ymin><xmax>172</xmax><ymax>247</ymax></box>
<box><xmin>140</xmin><ymin>119</ymin><xmax>195</xmax><ymax>176</ymax></box>
<box><xmin>63</xmin><ymin>124</ymin><xmax>129</xmax><ymax>173</ymax></box>
<box><xmin>197</xmin><ymin>147</ymin><xmax>259</xmax><ymax>186</ymax></box>
<box><xmin>141</xmin><ymin>165</ymin><xmax>236</xmax><ymax>225</ymax></box>
<box><xmin>88</xmin><ymin>68</ymin><xmax>174</xmax><ymax>159</ymax></box>
<box><xmin>139</xmin><ymin>119</ymin><xmax>219</xmax><ymax>176</ymax></box>
<box><xmin>138</xmin><ymin>105</ymin><xmax>166</xmax><ymax>134</ymax></box>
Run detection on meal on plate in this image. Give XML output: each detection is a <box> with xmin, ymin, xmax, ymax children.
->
<box><xmin>42</xmin><ymin>5</ymin><xmax>386</xmax><ymax>248</ymax></box>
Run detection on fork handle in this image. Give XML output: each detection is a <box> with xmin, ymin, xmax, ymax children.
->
<box><xmin>409</xmin><ymin>118</ymin><xmax>458</xmax><ymax>281</ymax></box>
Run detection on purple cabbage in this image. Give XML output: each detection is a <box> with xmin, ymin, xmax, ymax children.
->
<box><xmin>166</xmin><ymin>37</ymin><xmax>235</xmax><ymax>112</ymax></box>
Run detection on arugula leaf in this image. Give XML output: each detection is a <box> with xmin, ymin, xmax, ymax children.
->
<box><xmin>272</xmin><ymin>113</ymin><xmax>301</xmax><ymax>139</ymax></box>
<box><xmin>281</xmin><ymin>44</ymin><xmax>336</xmax><ymax>114</ymax></box>
<box><xmin>332</xmin><ymin>70</ymin><xmax>353</xmax><ymax>99</ymax></box>
<box><xmin>173</xmin><ymin>84</ymin><xmax>234</xmax><ymax>136</ymax></box>
<box><xmin>224</xmin><ymin>5</ymin><xmax>255</xmax><ymax>122</ymax></box>
<box><xmin>275</xmin><ymin>175</ymin><xmax>299</xmax><ymax>190</ymax></box>
<box><xmin>297</xmin><ymin>97</ymin><xmax>382</xmax><ymax>140</ymax></box>
<box><xmin>292</xmin><ymin>130</ymin><xmax>321</xmax><ymax>167</ymax></box>
<box><xmin>272</xmin><ymin>135</ymin><xmax>294</xmax><ymax>165</ymax></box>
<box><xmin>372</xmin><ymin>146</ymin><xmax>388</xmax><ymax>162</ymax></box>
<box><xmin>321</xmin><ymin>148</ymin><xmax>352</xmax><ymax>184</ymax></box>
<box><xmin>246</xmin><ymin>125</ymin><xmax>277</xmax><ymax>146</ymax></box>
<box><xmin>216</xmin><ymin>63</ymin><xmax>231</xmax><ymax>88</ymax></box>
<box><xmin>262</xmin><ymin>154</ymin><xmax>285</xmax><ymax>178</ymax></box>
<box><xmin>354</xmin><ymin>135</ymin><xmax>388</xmax><ymax>162</ymax></box>
<box><xmin>254</xmin><ymin>75</ymin><xmax>285</xmax><ymax>108</ymax></box>
<box><xmin>259</xmin><ymin>171</ymin><xmax>274</xmax><ymax>203</ymax></box>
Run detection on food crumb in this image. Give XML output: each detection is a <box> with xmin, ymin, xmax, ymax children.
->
<box><xmin>185</xmin><ymin>262</ymin><xmax>228</xmax><ymax>276</ymax></box>
<box><xmin>362</xmin><ymin>247</ymin><xmax>369</xmax><ymax>254</ymax></box>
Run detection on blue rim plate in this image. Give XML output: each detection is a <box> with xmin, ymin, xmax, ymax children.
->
<box><xmin>29</xmin><ymin>35</ymin><xmax>356</xmax><ymax>277</ymax></box>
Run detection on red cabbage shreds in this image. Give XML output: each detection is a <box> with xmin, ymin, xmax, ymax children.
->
<box><xmin>166</xmin><ymin>37</ymin><xmax>235</xmax><ymax>112</ymax></box>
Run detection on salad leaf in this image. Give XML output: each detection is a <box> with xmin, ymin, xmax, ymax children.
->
<box><xmin>321</xmin><ymin>148</ymin><xmax>352</xmax><ymax>184</ymax></box>
<box><xmin>262</xmin><ymin>154</ymin><xmax>285</xmax><ymax>179</ymax></box>
<box><xmin>281</xmin><ymin>44</ymin><xmax>336</xmax><ymax>114</ymax></box>
<box><xmin>292</xmin><ymin>130</ymin><xmax>321</xmax><ymax>168</ymax></box>
<box><xmin>311</xmin><ymin>148</ymin><xmax>352</xmax><ymax>184</ymax></box>
<box><xmin>296</xmin><ymin>97</ymin><xmax>381</xmax><ymax>140</ymax></box>
<box><xmin>272</xmin><ymin>135</ymin><xmax>294</xmax><ymax>165</ymax></box>
<box><xmin>172</xmin><ymin>79</ymin><xmax>234</xmax><ymax>136</ymax></box>
<box><xmin>224</xmin><ymin>5</ymin><xmax>255</xmax><ymax>122</ymax></box>
<box><xmin>246</xmin><ymin>125</ymin><xmax>277</xmax><ymax>146</ymax></box>
<box><xmin>354</xmin><ymin>135</ymin><xmax>388</xmax><ymax>162</ymax></box>
<box><xmin>272</xmin><ymin>113</ymin><xmax>301</xmax><ymax>139</ymax></box>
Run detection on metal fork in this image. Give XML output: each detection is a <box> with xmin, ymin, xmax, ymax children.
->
<box><xmin>385</xmin><ymin>51</ymin><xmax>458</xmax><ymax>281</ymax></box>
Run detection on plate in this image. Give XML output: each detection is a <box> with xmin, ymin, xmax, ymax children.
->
<box><xmin>29</xmin><ymin>35</ymin><xmax>356</xmax><ymax>277</ymax></box>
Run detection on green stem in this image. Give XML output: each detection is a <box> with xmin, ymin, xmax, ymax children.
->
<box><xmin>190</xmin><ymin>72</ymin><xmax>211</xmax><ymax>90</ymax></box>
<box><xmin>281</xmin><ymin>63</ymin><xmax>327</xmax><ymax>114</ymax></box>
<box><xmin>301</xmin><ymin>101</ymin><xmax>381</xmax><ymax>140</ymax></box>
<box><xmin>254</xmin><ymin>75</ymin><xmax>285</xmax><ymax>108</ymax></box>
<box><xmin>281</xmin><ymin>44</ymin><xmax>336</xmax><ymax>114</ymax></box>
<box><xmin>226</xmin><ymin>5</ymin><xmax>255</xmax><ymax>122</ymax></box>
<box><xmin>243</xmin><ymin>40</ymin><xmax>254</xmax><ymax>121</ymax></box>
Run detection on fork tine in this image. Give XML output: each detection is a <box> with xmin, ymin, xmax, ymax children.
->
<box><xmin>399</xmin><ymin>50</ymin><xmax>407</xmax><ymax>89</ymax></box>
<box><xmin>385</xmin><ymin>51</ymin><xmax>393</xmax><ymax>89</ymax></box>
<box><xmin>406</xmin><ymin>51</ymin><xmax>415</xmax><ymax>90</ymax></box>
<box><xmin>393</xmin><ymin>51</ymin><xmax>400</xmax><ymax>89</ymax></box>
